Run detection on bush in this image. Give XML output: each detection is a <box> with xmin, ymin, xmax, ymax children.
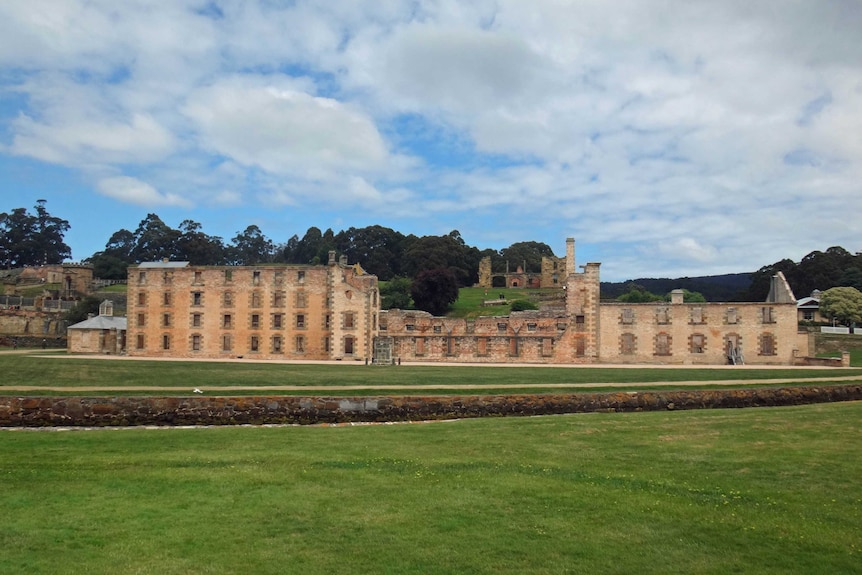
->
<box><xmin>510</xmin><ymin>299</ymin><xmax>538</xmax><ymax>311</ymax></box>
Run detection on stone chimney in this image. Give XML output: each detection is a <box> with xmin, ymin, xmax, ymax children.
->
<box><xmin>328</xmin><ymin>251</ymin><xmax>336</xmax><ymax>266</ymax></box>
<box><xmin>566</xmin><ymin>238</ymin><xmax>575</xmax><ymax>275</ymax></box>
<box><xmin>670</xmin><ymin>289</ymin><xmax>685</xmax><ymax>304</ymax></box>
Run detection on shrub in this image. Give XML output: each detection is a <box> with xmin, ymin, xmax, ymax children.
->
<box><xmin>510</xmin><ymin>299</ymin><xmax>538</xmax><ymax>311</ymax></box>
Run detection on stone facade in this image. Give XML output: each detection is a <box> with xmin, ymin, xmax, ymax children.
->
<box><xmin>126</xmin><ymin>254</ymin><xmax>379</xmax><ymax>361</ymax></box>
<box><xmin>477</xmin><ymin>250</ymin><xmax>566</xmax><ymax>289</ymax></box>
<box><xmin>382</xmin><ymin>238</ymin><xmax>804</xmax><ymax>365</ymax></box>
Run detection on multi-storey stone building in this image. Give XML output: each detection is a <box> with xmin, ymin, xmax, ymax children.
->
<box><xmin>381</xmin><ymin>238</ymin><xmax>804</xmax><ymax>365</ymax></box>
<box><xmin>126</xmin><ymin>253</ymin><xmax>379</xmax><ymax>361</ymax></box>
<box><xmin>122</xmin><ymin>237</ymin><xmax>803</xmax><ymax>365</ymax></box>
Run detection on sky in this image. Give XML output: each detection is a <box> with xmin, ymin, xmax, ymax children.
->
<box><xmin>1</xmin><ymin>0</ymin><xmax>860</xmax><ymax>282</ymax></box>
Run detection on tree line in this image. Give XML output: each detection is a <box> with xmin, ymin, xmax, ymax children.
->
<box><xmin>4</xmin><ymin>202</ymin><xmax>861</xmax><ymax>305</ymax></box>
<box><xmin>1</xmin><ymin>203</ymin><xmax>557</xmax><ymax>288</ymax></box>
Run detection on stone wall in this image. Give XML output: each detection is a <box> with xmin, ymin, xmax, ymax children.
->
<box><xmin>0</xmin><ymin>310</ymin><xmax>68</xmax><ymax>337</ymax></box>
<box><xmin>2</xmin><ymin>385</ymin><xmax>861</xmax><ymax>427</ymax></box>
<box><xmin>598</xmin><ymin>301</ymin><xmax>800</xmax><ymax>365</ymax></box>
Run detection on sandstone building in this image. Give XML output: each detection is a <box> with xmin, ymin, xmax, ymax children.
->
<box><xmin>67</xmin><ymin>300</ymin><xmax>127</xmax><ymax>354</ymax></box>
<box><xmin>125</xmin><ymin>253</ymin><xmax>379</xmax><ymax>360</ymax></box>
<box><xmin>123</xmin><ymin>238</ymin><xmax>803</xmax><ymax>366</ymax></box>
<box><xmin>381</xmin><ymin>239</ymin><xmax>804</xmax><ymax>365</ymax></box>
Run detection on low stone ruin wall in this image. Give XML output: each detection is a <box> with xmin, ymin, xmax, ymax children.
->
<box><xmin>1</xmin><ymin>384</ymin><xmax>861</xmax><ymax>427</ymax></box>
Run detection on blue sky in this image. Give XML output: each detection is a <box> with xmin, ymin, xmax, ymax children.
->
<box><xmin>1</xmin><ymin>0</ymin><xmax>861</xmax><ymax>281</ymax></box>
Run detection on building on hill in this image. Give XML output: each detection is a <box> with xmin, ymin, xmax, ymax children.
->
<box><xmin>477</xmin><ymin>252</ymin><xmax>567</xmax><ymax>288</ymax></box>
<box><xmin>381</xmin><ymin>238</ymin><xmax>805</xmax><ymax>365</ymax></box>
<box><xmin>124</xmin><ymin>252</ymin><xmax>379</xmax><ymax>361</ymax></box>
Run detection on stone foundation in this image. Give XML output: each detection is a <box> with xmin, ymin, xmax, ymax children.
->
<box><xmin>2</xmin><ymin>385</ymin><xmax>860</xmax><ymax>427</ymax></box>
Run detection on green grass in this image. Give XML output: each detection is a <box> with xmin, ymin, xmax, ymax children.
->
<box><xmin>817</xmin><ymin>348</ymin><xmax>862</xmax><ymax>365</ymax></box>
<box><xmin>95</xmin><ymin>284</ymin><xmax>128</xmax><ymax>293</ymax></box>
<box><xmin>449</xmin><ymin>287</ymin><xmax>556</xmax><ymax>318</ymax></box>
<box><xmin>1</xmin><ymin>351</ymin><xmax>861</xmax><ymax>396</ymax></box>
<box><xmin>1</xmin><ymin>401</ymin><xmax>860</xmax><ymax>574</ymax></box>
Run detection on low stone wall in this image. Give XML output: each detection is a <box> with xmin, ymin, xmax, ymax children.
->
<box><xmin>2</xmin><ymin>385</ymin><xmax>861</xmax><ymax>427</ymax></box>
<box><xmin>793</xmin><ymin>354</ymin><xmax>849</xmax><ymax>368</ymax></box>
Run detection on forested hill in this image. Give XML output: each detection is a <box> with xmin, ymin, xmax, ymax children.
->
<box><xmin>601</xmin><ymin>274</ymin><xmax>753</xmax><ymax>302</ymax></box>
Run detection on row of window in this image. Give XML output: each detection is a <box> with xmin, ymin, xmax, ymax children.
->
<box><xmin>138</xmin><ymin>290</ymin><xmax>311</xmax><ymax>308</ymax></box>
<box><xmin>408</xmin><ymin>336</ymin><xmax>559</xmax><ymax>358</ymax></box>
<box><xmin>136</xmin><ymin>333</ymin><xmax>356</xmax><ymax>354</ymax></box>
<box><xmin>618</xmin><ymin>332</ymin><xmax>776</xmax><ymax>356</ymax></box>
<box><xmin>619</xmin><ymin>307</ymin><xmax>777</xmax><ymax>325</ymax></box>
<box><xmin>137</xmin><ymin>312</ymin><xmax>356</xmax><ymax>330</ymax></box>
<box><xmin>138</xmin><ymin>269</ymin><xmax>307</xmax><ymax>286</ymax></box>
<box><xmin>394</xmin><ymin>316</ymin><xmax>586</xmax><ymax>334</ymax></box>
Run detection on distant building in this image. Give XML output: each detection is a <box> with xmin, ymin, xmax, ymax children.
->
<box><xmin>125</xmin><ymin>253</ymin><xmax>379</xmax><ymax>360</ymax></box>
<box><xmin>797</xmin><ymin>290</ymin><xmax>823</xmax><ymax>323</ymax></box>
<box><xmin>67</xmin><ymin>300</ymin><xmax>127</xmax><ymax>354</ymax></box>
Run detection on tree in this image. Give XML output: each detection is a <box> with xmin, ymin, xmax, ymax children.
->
<box><xmin>175</xmin><ymin>220</ymin><xmax>226</xmax><ymax>265</ymax></box>
<box><xmin>335</xmin><ymin>225</ymin><xmax>408</xmax><ymax>280</ymax></box>
<box><xmin>228</xmin><ymin>225</ymin><xmax>274</xmax><ymax>265</ymax></box>
<box><xmin>0</xmin><ymin>200</ymin><xmax>71</xmax><ymax>267</ymax></box>
<box><xmin>411</xmin><ymin>268</ymin><xmax>459</xmax><ymax>316</ymax></box>
<box><xmin>499</xmin><ymin>241</ymin><xmax>555</xmax><ymax>273</ymax></box>
<box><xmin>63</xmin><ymin>295</ymin><xmax>102</xmax><ymax>324</ymax></box>
<box><xmin>131</xmin><ymin>214</ymin><xmax>181</xmax><ymax>262</ymax></box>
<box><xmin>819</xmin><ymin>287</ymin><xmax>862</xmax><ymax>326</ymax></box>
<box><xmin>380</xmin><ymin>276</ymin><xmax>413</xmax><ymax>310</ymax></box>
<box><xmin>85</xmin><ymin>253</ymin><xmax>129</xmax><ymax>280</ymax></box>
<box><xmin>402</xmin><ymin>231</ymin><xmax>480</xmax><ymax>287</ymax></box>
<box><xmin>668</xmin><ymin>289</ymin><xmax>707</xmax><ymax>303</ymax></box>
<box><xmin>617</xmin><ymin>283</ymin><xmax>663</xmax><ymax>303</ymax></box>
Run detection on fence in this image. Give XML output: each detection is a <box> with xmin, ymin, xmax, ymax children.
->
<box><xmin>0</xmin><ymin>296</ymin><xmax>36</xmax><ymax>310</ymax></box>
<box><xmin>42</xmin><ymin>300</ymin><xmax>76</xmax><ymax>312</ymax></box>
<box><xmin>821</xmin><ymin>326</ymin><xmax>859</xmax><ymax>335</ymax></box>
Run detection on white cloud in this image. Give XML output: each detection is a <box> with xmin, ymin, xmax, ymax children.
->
<box><xmin>96</xmin><ymin>176</ymin><xmax>190</xmax><ymax>207</ymax></box>
<box><xmin>182</xmin><ymin>76</ymin><xmax>390</xmax><ymax>178</ymax></box>
<box><xmin>1</xmin><ymin>0</ymin><xmax>861</xmax><ymax>280</ymax></box>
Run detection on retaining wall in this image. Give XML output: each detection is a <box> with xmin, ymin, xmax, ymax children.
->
<box><xmin>2</xmin><ymin>385</ymin><xmax>861</xmax><ymax>427</ymax></box>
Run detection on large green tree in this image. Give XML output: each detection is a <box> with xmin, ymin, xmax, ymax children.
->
<box><xmin>336</xmin><ymin>225</ymin><xmax>409</xmax><ymax>280</ymax></box>
<box><xmin>228</xmin><ymin>225</ymin><xmax>274</xmax><ymax>265</ymax></box>
<box><xmin>411</xmin><ymin>268</ymin><xmax>459</xmax><ymax>316</ymax></box>
<box><xmin>131</xmin><ymin>214</ymin><xmax>181</xmax><ymax>262</ymax></box>
<box><xmin>819</xmin><ymin>287</ymin><xmax>862</xmax><ymax>326</ymax></box>
<box><xmin>498</xmin><ymin>241</ymin><xmax>556</xmax><ymax>273</ymax></box>
<box><xmin>402</xmin><ymin>230</ymin><xmax>482</xmax><ymax>287</ymax></box>
<box><xmin>175</xmin><ymin>220</ymin><xmax>226</xmax><ymax>265</ymax></box>
<box><xmin>0</xmin><ymin>200</ymin><xmax>71</xmax><ymax>267</ymax></box>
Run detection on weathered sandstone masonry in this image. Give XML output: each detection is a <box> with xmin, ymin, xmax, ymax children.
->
<box><xmin>2</xmin><ymin>386</ymin><xmax>861</xmax><ymax>427</ymax></box>
<box><xmin>125</xmin><ymin>254</ymin><xmax>378</xmax><ymax>361</ymax></box>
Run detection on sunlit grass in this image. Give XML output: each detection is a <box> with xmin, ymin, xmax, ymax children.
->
<box><xmin>1</xmin><ymin>401</ymin><xmax>860</xmax><ymax>574</ymax></box>
<box><xmin>1</xmin><ymin>351</ymin><xmax>860</xmax><ymax>396</ymax></box>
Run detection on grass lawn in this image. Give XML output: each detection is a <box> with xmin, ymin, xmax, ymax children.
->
<box><xmin>448</xmin><ymin>287</ymin><xmax>557</xmax><ymax>318</ymax></box>
<box><xmin>1</xmin><ymin>352</ymin><xmax>861</xmax><ymax>396</ymax></box>
<box><xmin>1</xmin><ymin>401</ymin><xmax>860</xmax><ymax>574</ymax></box>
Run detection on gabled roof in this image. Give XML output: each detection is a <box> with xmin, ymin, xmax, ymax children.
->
<box><xmin>67</xmin><ymin>316</ymin><xmax>127</xmax><ymax>330</ymax></box>
<box><xmin>797</xmin><ymin>296</ymin><xmax>820</xmax><ymax>309</ymax></box>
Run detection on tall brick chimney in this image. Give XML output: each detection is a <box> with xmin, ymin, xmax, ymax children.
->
<box><xmin>566</xmin><ymin>238</ymin><xmax>575</xmax><ymax>275</ymax></box>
